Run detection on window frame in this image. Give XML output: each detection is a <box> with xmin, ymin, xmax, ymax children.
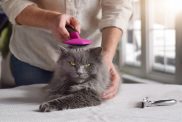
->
<box><xmin>119</xmin><ymin>0</ymin><xmax>177</xmax><ymax>84</ymax></box>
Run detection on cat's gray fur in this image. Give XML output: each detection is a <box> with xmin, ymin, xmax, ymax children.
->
<box><xmin>39</xmin><ymin>47</ymin><xmax>111</xmax><ymax>112</ymax></box>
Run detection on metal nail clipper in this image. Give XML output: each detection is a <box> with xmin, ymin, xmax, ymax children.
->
<box><xmin>141</xmin><ymin>97</ymin><xmax>177</xmax><ymax>108</ymax></box>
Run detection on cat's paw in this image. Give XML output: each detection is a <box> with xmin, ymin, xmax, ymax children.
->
<box><xmin>39</xmin><ymin>102</ymin><xmax>57</xmax><ymax>112</ymax></box>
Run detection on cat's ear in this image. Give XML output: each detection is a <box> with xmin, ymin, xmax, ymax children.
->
<box><xmin>89</xmin><ymin>47</ymin><xmax>102</xmax><ymax>56</ymax></box>
<box><xmin>57</xmin><ymin>46</ymin><xmax>68</xmax><ymax>56</ymax></box>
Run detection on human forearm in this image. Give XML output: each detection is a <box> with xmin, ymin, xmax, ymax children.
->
<box><xmin>100</xmin><ymin>0</ymin><xmax>132</xmax><ymax>62</ymax></box>
<box><xmin>101</xmin><ymin>27</ymin><xmax>123</xmax><ymax>61</ymax></box>
<box><xmin>15</xmin><ymin>4</ymin><xmax>80</xmax><ymax>40</ymax></box>
<box><xmin>101</xmin><ymin>27</ymin><xmax>122</xmax><ymax>99</ymax></box>
<box><xmin>15</xmin><ymin>4</ymin><xmax>61</xmax><ymax>29</ymax></box>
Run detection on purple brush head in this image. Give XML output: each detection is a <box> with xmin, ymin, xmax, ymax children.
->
<box><xmin>64</xmin><ymin>32</ymin><xmax>91</xmax><ymax>46</ymax></box>
<box><xmin>64</xmin><ymin>25</ymin><xmax>92</xmax><ymax>46</ymax></box>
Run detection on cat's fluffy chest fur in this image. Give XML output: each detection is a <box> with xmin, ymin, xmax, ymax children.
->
<box><xmin>39</xmin><ymin>47</ymin><xmax>111</xmax><ymax>112</ymax></box>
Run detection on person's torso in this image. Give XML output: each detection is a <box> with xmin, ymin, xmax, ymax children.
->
<box><xmin>10</xmin><ymin>0</ymin><xmax>102</xmax><ymax>71</ymax></box>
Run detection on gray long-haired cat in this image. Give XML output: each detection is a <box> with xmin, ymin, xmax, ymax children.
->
<box><xmin>39</xmin><ymin>47</ymin><xmax>111</xmax><ymax>112</ymax></box>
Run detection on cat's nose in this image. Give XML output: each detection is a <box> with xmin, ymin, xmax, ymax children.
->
<box><xmin>77</xmin><ymin>67</ymin><xmax>84</xmax><ymax>75</ymax></box>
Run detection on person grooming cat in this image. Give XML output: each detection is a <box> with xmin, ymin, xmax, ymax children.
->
<box><xmin>1</xmin><ymin>0</ymin><xmax>132</xmax><ymax>99</ymax></box>
<box><xmin>39</xmin><ymin>47</ymin><xmax>113</xmax><ymax>112</ymax></box>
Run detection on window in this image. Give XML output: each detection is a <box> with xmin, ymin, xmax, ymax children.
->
<box><xmin>150</xmin><ymin>0</ymin><xmax>176</xmax><ymax>74</ymax></box>
<box><xmin>120</xmin><ymin>0</ymin><xmax>182</xmax><ymax>83</ymax></box>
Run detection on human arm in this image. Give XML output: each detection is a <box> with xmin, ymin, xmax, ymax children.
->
<box><xmin>1</xmin><ymin>0</ymin><xmax>80</xmax><ymax>40</ymax></box>
<box><xmin>99</xmin><ymin>0</ymin><xmax>132</xmax><ymax>99</ymax></box>
<box><xmin>101</xmin><ymin>27</ymin><xmax>122</xmax><ymax>99</ymax></box>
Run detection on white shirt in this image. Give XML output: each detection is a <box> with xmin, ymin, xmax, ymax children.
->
<box><xmin>1</xmin><ymin>0</ymin><xmax>132</xmax><ymax>71</ymax></box>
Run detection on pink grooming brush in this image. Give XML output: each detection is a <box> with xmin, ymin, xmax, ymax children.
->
<box><xmin>64</xmin><ymin>25</ymin><xmax>92</xmax><ymax>46</ymax></box>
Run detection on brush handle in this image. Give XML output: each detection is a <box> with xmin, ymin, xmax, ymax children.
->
<box><xmin>65</xmin><ymin>25</ymin><xmax>77</xmax><ymax>33</ymax></box>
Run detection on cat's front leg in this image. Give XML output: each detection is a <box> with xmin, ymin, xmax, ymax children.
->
<box><xmin>39</xmin><ymin>95</ymin><xmax>71</xmax><ymax>112</ymax></box>
<box><xmin>39</xmin><ymin>89</ymin><xmax>101</xmax><ymax>112</ymax></box>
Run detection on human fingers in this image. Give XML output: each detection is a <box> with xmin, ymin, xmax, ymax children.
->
<box><xmin>102</xmin><ymin>88</ymin><xmax>118</xmax><ymax>99</ymax></box>
<box><xmin>57</xmin><ymin>14</ymin><xmax>70</xmax><ymax>40</ymax></box>
<box><xmin>70</xmin><ymin>16</ymin><xmax>81</xmax><ymax>33</ymax></box>
<box><xmin>102</xmin><ymin>66</ymin><xmax>120</xmax><ymax>99</ymax></box>
<box><xmin>102</xmin><ymin>76</ymin><xmax>120</xmax><ymax>99</ymax></box>
<box><xmin>49</xmin><ymin>14</ymin><xmax>70</xmax><ymax>41</ymax></box>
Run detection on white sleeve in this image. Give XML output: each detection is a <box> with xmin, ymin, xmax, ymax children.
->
<box><xmin>1</xmin><ymin>0</ymin><xmax>35</xmax><ymax>24</ymax></box>
<box><xmin>99</xmin><ymin>0</ymin><xmax>132</xmax><ymax>32</ymax></box>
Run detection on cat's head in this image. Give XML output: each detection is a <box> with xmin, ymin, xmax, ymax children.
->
<box><xmin>57</xmin><ymin>46</ymin><xmax>102</xmax><ymax>84</ymax></box>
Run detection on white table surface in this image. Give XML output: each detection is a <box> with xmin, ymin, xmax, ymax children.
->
<box><xmin>0</xmin><ymin>84</ymin><xmax>182</xmax><ymax>122</ymax></box>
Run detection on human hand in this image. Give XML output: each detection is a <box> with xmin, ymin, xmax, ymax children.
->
<box><xmin>48</xmin><ymin>14</ymin><xmax>80</xmax><ymax>41</ymax></box>
<box><xmin>102</xmin><ymin>55</ymin><xmax>121</xmax><ymax>99</ymax></box>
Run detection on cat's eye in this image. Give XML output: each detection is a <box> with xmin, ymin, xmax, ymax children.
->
<box><xmin>85</xmin><ymin>63</ymin><xmax>91</xmax><ymax>67</ymax></box>
<box><xmin>69</xmin><ymin>61</ymin><xmax>76</xmax><ymax>66</ymax></box>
